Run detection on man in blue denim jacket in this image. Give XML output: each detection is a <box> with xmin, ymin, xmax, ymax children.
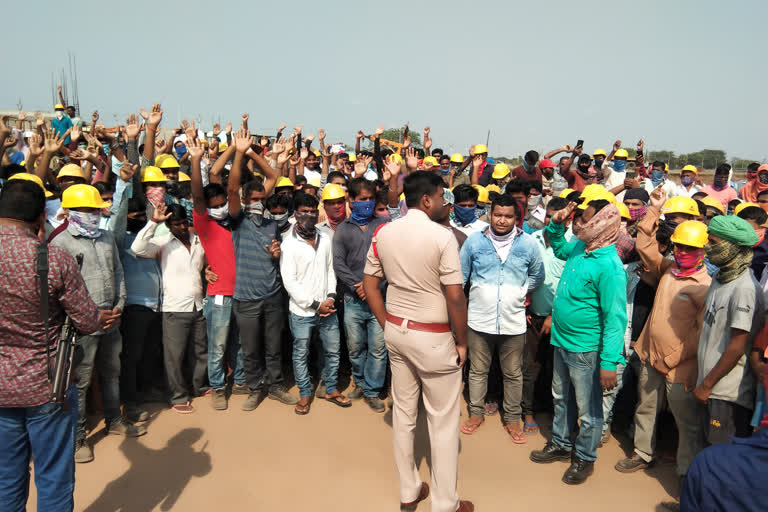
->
<box><xmin>459</xmin><ymin>194</ymin><xmax>544</xmax><ymax>442</ymax></box>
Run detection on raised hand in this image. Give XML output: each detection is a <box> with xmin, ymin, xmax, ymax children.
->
<box><xmin>182</xmin><ymin>119</ymin><xmax>197</xmax><ymax>141</ymax></box>
<box><xmin>472</xmin><ymin>154</ymin><xmax>483</xmax><ymax>170</ymax></box>
<box><xmin>613</xmin><ymin>140</ymin><xmax>622</xmax><ymax>151</ymax></box>
<box><xmin>402</xmin><ymin>134</ymin><xmax>412</xmax><ymax>149</ymax></box>
<box><xmin>148</xmin><ymin>103</ymin><xmax>163</xmax><ymax>127</ymax></box>
<box><xmin>43</xmin><ymin>127</ymin><xmax>70</xmax><ymax>154</ymax></box>
<box><xmin>233</xmin><ymin>128</ymin><xmax>252</xmax><ymax>153</ymax></box>
<box><xmin>293</xmin><ymin>125</ymin><xmax>303</xmax><ymax>135</ymax></box>
<box><xmin>125</xmin><ymin>113</ymin><xmax>141</xmax><ymax>140</ymax></box>
<box><xmin>649</xmin><ymin>184</ymin><xmax>667</xmax><ymax>208</ymax></box>
<box><xmin>469</xmin><ymin>145</ymin><xmax>475</xmax><ymax>156</ymax></box>
<box><xmin>277</xmin><ymin>150</ymin><xmax>291</xmax><ymax>166</ymax></box>
<box><xmin>386</xmin><ymin>156</ymin><xmax>402</xmax><ymax>177</ymax></box>
<box><xmin>187</xmin><ymin>137</ymin><xmax>204</xmax><ymax>160</ymax></box>
<box><xmin>637</xmin><ymin>139</ymin><xmax>644</xmax><ymax>152</ymax></box>
<box><xmin>356</xmin><ymin>130</ymin><xmax>364</xmax><ymax>140</ymax></box>
<box><xmin>3</xmin><ymin>137</ymin><xmax>17</xmax><ymax>148</ymax></box>
<box><xmin>0</xmin><ymin>115</ymin><xmax>10</xmax><ymax>139</ymax></box>
<box><xmin>139</xmin><ymin>107</ymin><xmax>149</xmax><ymax>120</ymax></box>
<box><xmin>405</xmin><ymin>147</ymin><xmax>419</xmax><ymax>170</ymax></box>
<box><xmin>28</xmin><ymin>133</ymin><xmax>43</xmax><ymax>158</ymax></box>
<box><xmin>92</xmin><ymin>110</ymin><xmax>99</xmax><ymax>123</ymax></box>
<box><xmin>35</xmin><ymin>112</ymin><xmax>46</xmax><ymax>128</ymax></box>
<box><xmin>317</xmin><ymin>128</ymin><xmax>325</xmax><ymax>141</ymax></box>
<box><xmin>305</xmin><ymin>134</ymin><xmax>315</xmax><ymax>143</ymax></box>
<box><xmin>225</xmin><ymin>122</ymin><xmax>232</xmax><ymax>135</ymax></box>
<box><xmin>241</xmin><ymin>113</ymin><xmax>249</xmax><ymax>125</ymax></box>
<box><xmin>70</xmin><ymin>124</ymin><xmax>82</xmax><ymax>143</ymax></box>
<box><xmin>212</xmin><ymin>122</ymin><xmax>221</xmax><ymax>136</ymax></box>
<box><xmin>120</xmin><ymin>163</ymin><xmax>139</xmax><ymax>183</ymax></box>
<box><xmin>300</xmin><ymin>147</ymin><xmax>309</xmax><ymax>160</ymax></box>
<box><xmin>375</xmin><ymin>125</ymin><xmax>384</xmax><ymax>137</ymax></box>
<box><xmin>17</xmin><ymin>111</ymin><xmax>27</xmax><ymax>123</ymax></box>
<box><xmin>272</xmin><ymin>136</ymin><xmax>287</xmax><ymax>155</ymax></box>
<box><xmin>552</xmin><ymin>202</ymin><xmax>577</xmax><ymax>224</ymax></box>
<box><xmin>563</xmin><ymin>144</ymin><xmax>573</xmax><ymax>152</ymax></box>
<box><xmin>152</xmin><ymin>203</ymin><xmax>172</xmax><ymax>223</ymax></box>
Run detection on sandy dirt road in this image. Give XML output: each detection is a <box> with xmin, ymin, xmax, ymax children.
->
<box><xmin>28</xmin><ymin>388</ymin><xmax>679</xmax><ymax>511</ymax></box>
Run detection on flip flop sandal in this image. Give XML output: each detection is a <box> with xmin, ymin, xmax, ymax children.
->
<box><xmin>505</xmin><ymin>426</ymin><xmax>527</xmax><ymax>444</ymax></box>
<box><xmin>523</xmin><ymin>421</ymin><xmax>539</xmax><ymax>434</ymax></box>
<box><xmin>172</xmin><ymin>402</ymin><xmax>195</xmax><ymax>414</ymax></box>
<box><xmin>326</xmin><ymin>394</ymin><xmax>352</xmax><ymax>408</ymax></box>
<box><xmin>460</xmin><ymin>418</ymin><xmax>485</xmax><ymax>435</ymax></box>
<box><xmin>294</xmin><ymin>402</ymin><xmax>311</xmax><ymax>415</ymax></box>
<box><xmin>485</xmin><ymin>402</ymin><xmax>499</xmax><ymax>416</ymax></box>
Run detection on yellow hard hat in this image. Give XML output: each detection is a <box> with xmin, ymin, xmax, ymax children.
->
<box><xmin>492</xmin><ymin>163</ymin><xmax>510</xmax><ymax>179</ymax></box>
<box><xmin>734</xmin><ymin>202</ymin><xmax>760</xmax><ymax>217</ymax></box>
<box><xmin>307</xmin><ymin>177</ymin><xmax>322</xmax><ymax>188</ymax></box>
<box><xmin>450</xmin><ymin>153</ymin><xmax>464</xmax><ymax>164</ymax></box>
<box><xmin>388</xmin><ymin>153</ymin><xmax>403</xmax><ymax>164</ymax></box>
<box><xmin>218</xmin><ymin>142</ymin><xmax>228</xmax><ymax>153</ymax></box>
<box><xmin>422</xmin><ymin>156</ymin><xmax>439</xmax><ymax>167</ymax></box>
<box><xmin>54</xmin><ymin>104</ymin><xmax>65</xmax><ymax>110</ymax></box>
<box><xmin>593</xmin><ymin>149</ymin><xmax>607</xmax><ymax>157</ymax></box>
<box><xmin>663</xmin><ymin>196</ymin><xmax>699</xmax><ymax>217</ymax></box>
<box><xmin>559</xmin><ymin>188</ymin><xmax>575</xmax><ymax>198</ymax></box>
<box><xmin>141</xmin><ymin>166</ymin><xmax>167</xmax><ymax>183</ymax></box>
<box><xmin>579</xmin><ymin>183</ymin><xmax>606</xmax><ymax>200</ymax></box>
<box><xmin>275</xmin><ymin>176</ymin><xmax>293</xmax><ymax>189</ymax></box>
<box><xmin>312</xmin><ymin>149</ymin><xmax>321</xmax><ymax>157</ymax></box>
<box><xmin>347</xmin><ymin>153</ymin><xmax>356</xmax><ymax>162</ymax></box>
<box><xmin>700</xmin><ymin>196</ymin><xmax>725</xmax><ymax>215</ymax></box>
<box><xmin>472</xmin><ymin>184</ymin><xmax>489</xmax><ymax>203</ymax></box>
<box><xmin>57</xmin><ymin>163</ymin><xmax>87</xmax><ymax>181</ymax></box>
<box><xmin>178</xmin><ymin>172</ymin><xmax>191</xmax><ymax>182</ymax></box>
<box><xmin>155</xmin><ymin>153</ymin><xmax>180</xmax><ymax>169</ymax></box>
<box><xmin>9</xmin><ymin>172</ymin><xmax>53</xmax><ymax>198</ymax></box>
<box><xmin>474</xmin><ymin>144</ymin><xmax>488</xmax><ymax>154</ymax></box>
<box><xmin>486</xmin><ymin>184</ymin><xmax>501</xmax><ymax>194</ymax></box>
<box><xmin>616</xmin><ymin>202</ymin><xmax>631</xmax><ymax>220</ymax></box>
<box><xmin>61</xmin><ymin>184</ymin><xmax>107</xmax><ymax>209</ymax></box>
<box><xmin>681</xmin><ymin>164</ymin><xmax>698</xmax><ymax>174</ymax></box>
<box><xmin>670</xmin><ymin>220</ymin><xmax>709</xmax><ymax>248</ymax></box>
<box><xmin>664</xmin><ymin>163</ymin><xmax>669</xmax><ymax>172</ymax></box>
<box><xmin>321</xmin><ymin>184</ymin><xmax>346</xmax><ymax>202</ymax></box>
<box><xmin>614</xmin><ymin>149</ymin><xmax>629</xmax><ymax>159</ymax></box>
<box><xmin>578</xmin><ymin>188</ymin><xmax>616</xmax><ymax>210</ymax></box>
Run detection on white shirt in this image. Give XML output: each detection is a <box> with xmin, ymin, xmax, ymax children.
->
<box><xmin>644</xmin><ymin>178</ymin><xmax>677</xmax><ymax>197</ymax></box>
<box><xmin>303</xmin><ymin>167</ymin><xmax>322</xmax><ymax>183</ymax></box>
<box><xmin>279</xmin><ymin>226</ymin><xmax>337</xmax><ymax>317</ymax></box>
<box><xmin>130</xmin><ymin>220</ymin><xmax>205</xmax><ymax>312</ymax></box>
<box><xmin>672</xmin><ymin>182</ymin><xmax>702</xmax><ymax>198</ymax></box>
<box><xmin>450</xmin><ymin>218</ymin><xmax>489</xmax><ymax>237</ymax></box>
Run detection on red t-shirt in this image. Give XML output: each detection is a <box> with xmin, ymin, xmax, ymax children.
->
<box><xmin>193</xmin><ymin>210</ymin><xmax>236</xmax><ymax>296</ymax></box>
<box><xmin>565</xmin><ymin>170</ymin><xmax>587</xmax><ymax>192</ymax></box>
<box><xmin>512</xmin><ymin>164</ymin><xmax>542</xmax><ymax>183</ymax></box>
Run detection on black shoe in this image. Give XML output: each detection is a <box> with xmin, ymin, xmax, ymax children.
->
<box><xmin>562</xmin><ymin>457</ymin><xmax>594</xmax><ymax>485</ymax></box>
<box><xmin>364</xmin><ymin>396</ymin><xmax>386</xmax><ymax>413</ymax></box>
<box><xmin>530</xmin><ymin>442</ymin><xmax>571</xmax><ymax>464</ymax></box>
<box><xmin>615</xmin><ymin>453</ymin><xmax>653</xmax><ymax>473</ymax></box>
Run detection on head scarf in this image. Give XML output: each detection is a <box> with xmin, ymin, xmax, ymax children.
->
<box><xmin>574</xmin><ymin>203</ymin><xmax>621</xmax><ymax>253</ymax></box>
<box><xmin>739</xmin><ymin>164</ymin><xmax>768</xmax><ymax>202</ymax></box>
<box><xmin>708</xmin><ymin>215</ymin><xmax>759</xmax><ymax>247</ymax></box>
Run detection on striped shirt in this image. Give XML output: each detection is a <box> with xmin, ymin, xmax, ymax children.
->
<box><xmin>230</xmin><ymin>212</ymin><xmax>282</xmax><ymax>301</ymax></box>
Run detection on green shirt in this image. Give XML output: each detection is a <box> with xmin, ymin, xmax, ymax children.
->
<box><xmin>547</xmin><ymin>223</ymin><xmax>627</xmax><ymax>371</ymax></box>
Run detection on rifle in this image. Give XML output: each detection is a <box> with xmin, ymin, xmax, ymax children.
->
<box><xmin>37</xmin><ymin>242</ymin><xmax>83</xmax><ymax>409</ymax></box>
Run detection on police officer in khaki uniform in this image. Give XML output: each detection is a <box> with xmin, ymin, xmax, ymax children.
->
<box><xmin>364</xmin><ymin>171</ymin><xmax>473</xmax><ymax>512</ymax></box>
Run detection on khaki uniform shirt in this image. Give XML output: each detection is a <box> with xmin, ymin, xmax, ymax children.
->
<box><xmin>364</xmin><ymin>209</ymin><xmax>463</xmax><ymax>324</ymax></box>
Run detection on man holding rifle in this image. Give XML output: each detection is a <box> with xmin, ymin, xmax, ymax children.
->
<box><xmin>0</xmin><ymin>179</ymin><xmax>106</xmax><ymax>512</ymax></box>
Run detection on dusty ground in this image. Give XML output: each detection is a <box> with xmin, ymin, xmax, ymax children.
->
<box><xmin>27</xmin><ymin>385</ymin><xmax>679</xmax><ymax>512</ymax></box>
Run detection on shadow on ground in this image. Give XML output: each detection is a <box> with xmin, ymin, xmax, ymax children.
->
<box><xmin>82</xmin><ymin>428</ymin><xmax>211</xmax><ymax>512</ymax></box>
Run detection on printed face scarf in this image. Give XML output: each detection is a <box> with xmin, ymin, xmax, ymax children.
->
<box><xmin>145</xmin><ymin>186</ymin><xmax>165</xmax><ymax>207</ymax></box>
<box><xmin>67</xmin><ymin>211</ymin><xmax>101</xmax><ymax>238</ymax></box>
<box><xmin>705</xmin><ymin>239</ymin><xmax>753</xmax><ymax>283</ymax></box>
<box><xmin>573</xmin><ymin>204</ymin><xmax>621</xmax><ymax>253</ymax></box>
<box><xmin>325</xmin><ymin>203</ymin><xmax>347</xmax><ymax>230</ymax></box>
<box><xmin>672</xmin><ymin>247</ymin><xmax>706</xmax><ymax>277</ymax></box>
<box><xmin>294</xmin><ymin>211</ymin><xmax>319</xmax><ymax>240</ymax></box>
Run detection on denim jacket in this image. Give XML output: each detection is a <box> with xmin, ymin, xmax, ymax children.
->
<box><xmin>460</xmin><ymin>227</ymin><xmax>544</xmax><ymax>336</ymax></box>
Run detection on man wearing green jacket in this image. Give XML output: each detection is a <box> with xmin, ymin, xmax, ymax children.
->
<box><xmin>530</xmin><ymin>198</ymin><xmax>627</xmax><ymax>485</ymax></box>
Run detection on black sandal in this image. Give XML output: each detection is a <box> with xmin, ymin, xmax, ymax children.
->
<box><xmin>325</xmin><ymin>393</ymin><xmax>352</xmax><ymax>408</ymax></box>
<box><xmin>294</xmin><ymin>401</ymin><xmax>311</xmax><ymax>415</ymax></box>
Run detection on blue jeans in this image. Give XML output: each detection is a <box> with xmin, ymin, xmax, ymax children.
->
<box><xmin>0</xmin><ymin>387</ymin><xmax>77</xmax><ymax>512</ymax></box>
<box><xmin>343</xmin><ymin>295</ymin><xmax>387</xmax><ymax>398</ymax></box>
<box><xmin>76</xmin><ymin>327</ymin><xmax>122</xmax><ymax>441</ymax></box>
<box><xmin>289</xmin><ymin>312</ymin><xmax>341</xmax><ymax>397</ymax></box>
<box><xmin>203</xmin><ymin>295</ymin><xmax>245</xmax><ymax>389</ymax></box>
<box><xmin>551</xmin><ymin>347</ymin><xmax>603</xmax><ymax>462</ymax></box>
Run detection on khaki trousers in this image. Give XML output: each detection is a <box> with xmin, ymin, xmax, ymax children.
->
<box><xmin>385</xmin><ymin>319</ymin><xmax>462</xmax><ymax>512</ymax></box>
<box><xmin>633</xmin><ymin>360</ymin><xmax>705</xmax><ymax>476</ymax></box>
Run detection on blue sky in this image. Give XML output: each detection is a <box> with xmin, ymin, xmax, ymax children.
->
<box><xmin>1</xmin><ymin>0</ymin><xmax>765</xmax><ymax>160</ymax></box>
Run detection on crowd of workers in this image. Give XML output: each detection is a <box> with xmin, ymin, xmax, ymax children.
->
<box><xmin>0</xmin><ymin>97</ymin><xmax>767</xmax><ymax>512</ymax></box>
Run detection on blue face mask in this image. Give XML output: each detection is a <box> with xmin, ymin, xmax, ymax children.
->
<box><xmin>453</xmin><ymin>204</ymin><xmax>477</xmax><ymax>226</ymax></box>
<box><xmin>176</xmin><ymin>146</ymin><xmax>187</xmax><ymax>157</ymax></box>
<box><xmin>613</xmin><ymin>160</ymin><xmax>627</xmax><ymax>172</ymax></box>
<box><xmin>713</xmin><ymin>175</ymin><xmax>727</xmax><ymax>191</ymax></box>
<box><xmin>681</xmin><ymin>176</ymin><xmax>694</xmax><ymax>187</ymax></box>
<box><xmin>350</xmin><ymin>200</ymin><xmax>375</xmax><ymax>225</ymax></box>
<box><xmin>651</xmin><ymin>169</ymin><xmax>665</xmax><ymax>187</ymax></box>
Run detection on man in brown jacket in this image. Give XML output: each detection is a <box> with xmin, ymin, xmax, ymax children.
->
<box><xmin>615</xmin><ymin>187</ymin><xmax>711</xmax><ymax>477</ymax></box>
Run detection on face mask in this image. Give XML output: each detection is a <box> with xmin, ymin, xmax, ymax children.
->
<box><xmin>294</xmin><ymin>211</ymin><xmax>319</xmax><ymax>239</ymax></box>
<box><xmin>673</xmin><ymin>247</ymin><xmax>706</xmax><ymax>270</ymax></box>
<box><xmin>453</xmin><ymin>204</ymin><xmax>477</xmax><ymax>226</ymax></box>
<box><xmin>166</xmin><ymin>180</ymin><xmax>181</xmax><ymax>198</ymax></box>
<box><xmin>271</xmin><ymin>212</ymin><xmax>291</xmax><ymax>232</ymax></box>
<box><xmin>681</xmin><ymin>176</ymin><xmax>694</xmax><ymax>187</ymax></box>
<box><xmin>594</xmin><ymin>157</ymin><xmax>605</xmax><ymax>168</ymax></box>
<box><xmin>176</xmin><ymin>146</ymin><xmax>187</xmax><ymax>158</ymax></box>
<box><xmin>651</xmin><ymin>168</ymin><xmax>665</xmax><ymax>187</ymax></box>
<box><xmin>522</xmin><ymin>160</ymin><xmax>536</xmax><ymax>174</ymax></box>
<box><xmin>527</xmin><ymin>195</ymin><xmax>540</xmax><ymax>210</ymax></box>
<box><xmin>578</xmin><ymin>166</ymin><xmax>591</xmax><ymax>178</ymax></box>
<box><xmin>55</xmin><ymin>111</ymin><xmax>64</xmax><ymax>120</ymax></box>
<box><xmin>208</xmin><ymin>203</ymin><xmax>229</xmax><ymax>220</ymax></box>
<box><xmin>325</xmin><ymin>203</ymin><xmax>347</xmax><ymax>223</ymax></box>
<box><xmin>747</xmin><ymin>172</ymin><xmax>757</xmax><ymax>182</ymax></box>
<box><xmin>759</xmin><ymin>173</ymin><xmax>768</xmax><ymax>185</ymax></box>
<box><xmin>713</xmin><ymin>175</ymin><xmax>727</xmax><ymax>191</ymax></box>
<box><xmin>378</xmin><ymin>209</ymin><xmax>391</xmax><ymax>219</ymax></box>
<box><xmin>127</xmin><ymin>216</ymin><xmax>147</xmax><ymax>233</ymax></box>
<box><xmin>145</xmin><ymin>186</ymin><xmax>165</xmax><ymax>207</ymax></box>
<box><xmin>350</xmin><ymin>200</ymin><xmax>375</xmax><ymax>226</ymax></box>
<box><xmin>663</xmin><ymin>218</ymin><xmax>679</xmax><ymax>231</ymax></box>
<box><xmin>613</xmin><ymin>160</ymin><xmax>627</xmax><ymax>172</ymax></box>
<box><xmin>67</xmin><ymin>211</ymin><xmax>101</xmax><ymax>238</ymax></box>
<box><xmin>629</xmin><ymin>206</ymin><xmax>647</xmax><ymax>221</ymax></box>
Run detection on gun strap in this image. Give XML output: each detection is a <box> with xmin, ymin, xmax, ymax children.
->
<box><xmin>36</xmin><ymin>241</ymin><xmax>52</xmax><ymax>383</ymax></box>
